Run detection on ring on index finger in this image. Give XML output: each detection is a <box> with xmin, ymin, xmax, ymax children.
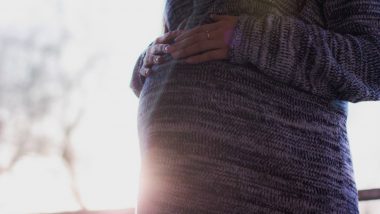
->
<box><xmin>153</xmin><ymin>56</ymin><xmax>160</xmax><ymax>64</ymax></box>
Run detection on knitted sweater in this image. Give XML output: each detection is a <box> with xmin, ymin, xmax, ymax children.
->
<box><xmin>130</xmin><ymin>0</ymin><xmax>380</xmax><ymax>213</ymax></box>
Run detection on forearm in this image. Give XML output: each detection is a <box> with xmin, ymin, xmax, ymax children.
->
<box><xmin>228</xmin><ymin>2</ymin><xmax>380</xmax><ymax>102</ymax></box>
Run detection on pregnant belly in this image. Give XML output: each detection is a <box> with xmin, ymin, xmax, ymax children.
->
<box><xmin>135</xmin><ymin>61</ymin><xmax>355</xmax><ymax>213</ymax></box>
<box><xmin>137</xmin><ymin>59</ymin><xmax>342</xmax><ymax>144</ymax></box>
<box><xmin>138</xmin><ymin>60</ymin><xmax>267</xmax><ymax>132</ymax></box>
<box><xmin>137</xmin><ymin>60</ymin><xmax>266</xmax><ymax>154</ymax></box>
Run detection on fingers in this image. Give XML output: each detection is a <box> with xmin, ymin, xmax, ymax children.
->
<box><xmin>141</xmin><ymin>31</ymin><xmax>180</xmax><ymax>77</ymax></box>
<box><xmin>174</xmin><ymin>22</ymin><xmax>221</xmax><ymax>43</ymax></box>
<box><xmin>185</xmin><ymin>49</ymin><xmax>228</xmax><ymax>64</ymax></box>
<box><xmin>155</xmin><ymin>30</ymin><xmax>182</xmax><ymax>44</ymax></box>
<box><xmin>171</xmin><ymin>39</ymin><xmax>225</xmax><ymax>59</ymax></box>
<box><xmin>148</xmin><ymin>33</ymin><xmax>176</xmax><ymax>57</ymax></box>
<box><xmin>141</xmin><ymin>52</ymin><xmax>167</xmax><ymax>77</ymax></box>
<box><xmin>170</xmin><ymin>30</ymin><xmax>214</xmax><ymax>51</ymax></box>
<box><xmin>144</xmin><ymin>54</ymin><xmax>166</xmax><ymax>68</ymax></box>
<box><xmin>139</xmin><ymin>67</ymin><xmax>151</xmax><ymax>77</ymax></box>
<box><xmin>144</xmin><ymin>30</ymin><xmax>181</xmax><ymax>67</ymax></box>
<box><xmin>149</xmin><ymin>44</ymin><xmax>170</xmax><ymax>55</ymax></box>
<box><xmin>168</xmin><ymin>27</ymin><xmax>227</xmax><ymax>59</ymax></box>
<box><xmin>140</xmin><ymin>15</ymin><xmax>237</xmax><ymax>73</ymax></box>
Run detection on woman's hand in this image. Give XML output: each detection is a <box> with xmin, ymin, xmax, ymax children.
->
<box><xmin>140</xmin><ymin>30</ymin><xmax>182</xmax><ymax>77</ymax></box>
<box><xmin>167</xmin><ymin>15</ymin><xmax>238</xmax><ymax>64</ymax></box>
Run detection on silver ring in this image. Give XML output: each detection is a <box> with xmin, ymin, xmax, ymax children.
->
<box><xmin>205</xmin><ymin>30</ymin><xmax>210</xmax><ymax>40</ymax></box>
<box><xmin>144</xmin><ymin>69</ymin><xmax>150</xmax><ymax>76</ymax></box>
<box><xmin>153</xmin><ymin>56</ymin><xmax>159</xmax><ymax>64</ymax></box>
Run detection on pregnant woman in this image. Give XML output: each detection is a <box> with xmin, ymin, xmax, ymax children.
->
<box><xmin>130</xmin><ymin>0</ymin><xmax>380</xmax><ymax>213</ymax></box>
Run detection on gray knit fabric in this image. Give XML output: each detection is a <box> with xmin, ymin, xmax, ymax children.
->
<box><xmin>130</xmin><ymin>0</ymin><xmax>380</xmax><ymax>213</ymax></box>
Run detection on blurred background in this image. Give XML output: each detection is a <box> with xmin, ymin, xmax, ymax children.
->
<box><xmin>0</xmin><ymin>0</ymin><xmax>378</xmax><ymax>213</ymax></box>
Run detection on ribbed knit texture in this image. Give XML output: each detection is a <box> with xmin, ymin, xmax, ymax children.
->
<box><xmin>130</xmin><ymin>0</ymin><xmax>380</xmax><ymax>213</ymax></box>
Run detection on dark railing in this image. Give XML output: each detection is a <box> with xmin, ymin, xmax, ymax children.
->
<box><xmin>359</xmin><ymin>188</ymin><xmax>380</xmax><ymax>201</ymax></box>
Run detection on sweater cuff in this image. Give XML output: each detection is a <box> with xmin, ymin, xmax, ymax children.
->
<box><xmin>228</xmin><ymin>14</ymin><xmax>264</xmax><ymax>65</ymax></box>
